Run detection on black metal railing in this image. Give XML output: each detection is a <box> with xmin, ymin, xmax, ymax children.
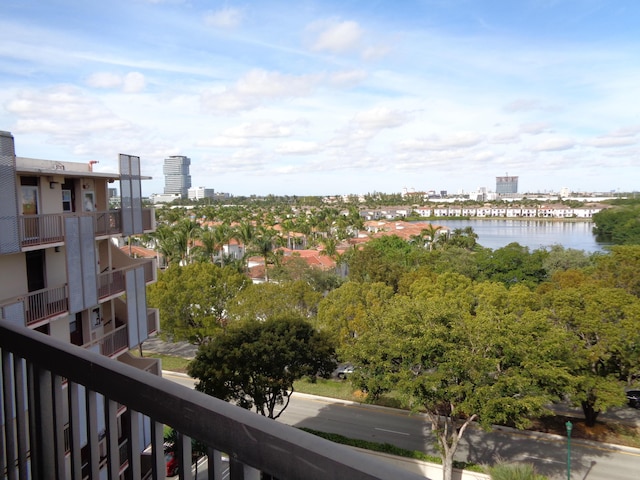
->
<box><xmin>0</xmin><ymin>322</ymin><xmax>424</xmax><ymax>480</ymax></box>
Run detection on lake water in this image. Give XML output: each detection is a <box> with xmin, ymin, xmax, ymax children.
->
<box><xmin>427</xmin><ymin>219</ymin><xmax>611</xmax><ymax>253</ymax></box>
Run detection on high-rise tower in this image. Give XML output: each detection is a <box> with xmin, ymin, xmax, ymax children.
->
<box><xmin>496</xmin><ymin>175</ymin><xmax>518</xmax><ymax>194</ymax></box>
<box><xmin>163</xmin><ymin>155</ymin><xmax>191</xmax><ymax>198</ymax></box>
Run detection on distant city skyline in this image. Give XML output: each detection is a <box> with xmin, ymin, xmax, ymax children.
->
<box><xmin>1</xmin><ymin>1</ymin><xmax>639</xmax><ymax>196</ymax></box>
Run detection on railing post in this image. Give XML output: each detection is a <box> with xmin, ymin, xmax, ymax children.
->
<box><xmin>150</xmin><ymin>421</ymin><xmax>165</xmax><ymax>480</ymax></box>
<box><xmin>32</xmin><ymin>365</ymin><xmax>56</xmax><ymax>480</ymax></box>
<box><xmin>106</xmin><ymin>399</ymin><xmax>120</xmax><ymax>480</ymax></box>
<box><xmin>68</xmin><ymin>382</ymin><xmax>83</xmax><ymax>480</ymax></box>
<box><xmin>2</xmin><ymin>351</ymin><xmax>17</xmax><ymax>480</ymax></box>
<box><xmin>177</xmin><ymin>431</ymin><xmax>193</xmax><ymax>480</ymax></box>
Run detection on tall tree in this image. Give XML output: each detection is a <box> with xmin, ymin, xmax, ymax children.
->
<box><xmin>543</xmin><ymin>284</ymin><xmax>640</xmax><ymax>425</ymax></box>
<box><xmin>188</xmin><ymin>316</ymin><xmax>335</xmax><ymax>419</ymax></box>
<box><xmin>147</xmin><ymin>263</ymin><xmax>249</xmax><ymax>344</ymax></box>
<box><xmin>348</xmin><ymin>276</ymin><xmax>570</xmax><ymax>480</ymax></box>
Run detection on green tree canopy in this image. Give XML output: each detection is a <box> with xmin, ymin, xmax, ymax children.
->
<box><xmin>147</xmin><ymin>263</ymin><xmax>249</xmax><ymax>344</ymax></box>
<box><xmin>227</xmin><ymin>280</ymin><xmax>322</xmax><ymax>323</ymax></box>
<box><xmin>347</xmin><ymin>276</ymin><xmax>570</xmax><ymax>480</ymax></box>
<box><xmin>188</xmin><ymin>315</ymin><xmax>335</xmax><ymax>419</ymax></box>
<box><xmin>542</xmin><ymin>284</ymin><xmax>640</xmax><ymax>425</ymax></box>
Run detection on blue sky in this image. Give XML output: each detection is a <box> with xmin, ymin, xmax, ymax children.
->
<box><xmin>1</xmin><ymin>0</ymin><xmax>639</xmax><ymax>196</ymax></box>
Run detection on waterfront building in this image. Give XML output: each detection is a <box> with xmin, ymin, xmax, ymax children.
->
<box><xmin>0</xmin><ymin>130</ymin><xmax>160</xmax><ymax>478</ymax></box>
<box><xmin>163</xmin><ymin>155</ymin><xmax>191</xmax><ymax>198</ymax></box>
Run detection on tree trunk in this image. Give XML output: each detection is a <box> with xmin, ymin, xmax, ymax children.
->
<box><xmin>581</xmin><ymin>400</ymin><xmax>599</xmax><ymax>427</ymax></box>
<box><xmin>442</xmin><ymin>450</ymin><xmax>455</xmax><ymax>480</ymax></box>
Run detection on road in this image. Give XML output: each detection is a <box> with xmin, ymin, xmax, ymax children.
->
<box><xmin>163</xmin><ymin>371</ymin><xmax>640</xmax><ymax>480</ymax></box>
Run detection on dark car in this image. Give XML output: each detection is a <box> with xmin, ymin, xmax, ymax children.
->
<box><xmin>626</xmin><ymin>390</ymin><xmax>640</xmax><ymax>408</ymax></box>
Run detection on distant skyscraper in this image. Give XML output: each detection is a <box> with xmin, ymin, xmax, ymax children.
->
<box><xmin>163</xmin><ymin>155</ymin><xmax>191</xmax><ymax>197</ymax></box>
<box><xmin>496</xmin><ymin>175</ymin><xmax>518</xmax><ymax>194</ymax></box>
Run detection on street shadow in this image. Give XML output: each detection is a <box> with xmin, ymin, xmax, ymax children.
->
<box><xmin>286</xmin><ymin>398</ymin><xmax>616</xmax><ymax>480</ymax></box>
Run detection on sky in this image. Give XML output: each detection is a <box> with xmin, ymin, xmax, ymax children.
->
<box><xmin>1</xmin><ymin>0</ymin><xmax>639</xmax><ymax>197</ymax></box>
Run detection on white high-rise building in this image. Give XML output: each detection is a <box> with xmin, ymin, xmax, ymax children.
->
<box><xmin>163</xmin><ymin>155</ymin><xmax>191</xmax><ymax>197</ymax></box>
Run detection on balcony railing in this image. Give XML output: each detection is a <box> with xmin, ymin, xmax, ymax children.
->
<box><xmin>19</xmin><ymin>213</ymin><xmax>65</xmax><ymax>247</ymax></box>
<box><xmin>147</xmin><ymin>308</ymin><xmax>159</xmax><ymax>336</ymax></box>
<box><xmin>0</xmin><ymin>321</ymin><xmax>424</xmax><ymax>480</ymax></box>
<box><xmin>93</xmin><ymin>210</ymin><xmax>123</xmax><ymax>236</ymax></box>
<box><xmin>98</xmin><ymin>259</ymin><xmax>156</xmax><ymax>300</ymax></box>
<box><xmin>17</xmin><ymin>208</ymin><xmax>155</xmax><ymax>248</ymax></box>
<box><xmin>0</xmin><ymin>284</ymin><xmax>68</xmax><ymax>326</ymax></box>
<box><xmin>83</xmin><ymin>324</ymin><xmax>129</xmax><ymax>357</ymax></box>
<box><xmin>98</xmin><ymin>268</ymin><xmax>126</xmax><ymax>299</ymax></box>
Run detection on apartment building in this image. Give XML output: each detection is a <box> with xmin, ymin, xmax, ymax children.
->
<box><xmin>0</xmin><ymin>131</ymin><xmax>160</xmax><ymax>478</ymax></box>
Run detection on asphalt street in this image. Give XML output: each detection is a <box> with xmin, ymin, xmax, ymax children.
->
<box><xmin>162</xmin><ymin>370</ymin><xmax>640</xmax><ymax>480</ymax></box>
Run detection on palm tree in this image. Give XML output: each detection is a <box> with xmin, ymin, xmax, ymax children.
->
<box><xmin>195</xmin><ymin>226</ymin><xmax>219</xmax><ymax>263</ymax></box>
<box><xmin>246</xmin><ymin>228</ymin><xmax>280</xmax><ymax>282</ymax></box>
<box><xmin>173</xmin><ymin>219</ymin><xmax>201</xmax><ymax>264</ymax></box>
<box><xmin>422</xmin><ymin>224</ymin><xmax>443</xmax><ymax>252</ymax></box>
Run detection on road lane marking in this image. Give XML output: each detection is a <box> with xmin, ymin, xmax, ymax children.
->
<box><xmin>375</xmin><ymin>427</ymin><xmax>410</xmax><ymax>436</ymax></box>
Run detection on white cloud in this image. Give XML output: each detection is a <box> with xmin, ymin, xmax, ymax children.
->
<box><xmin>352</xmin><ymin>107</ymin><xmax>409</xmax><ymax>130</ymax></box>
<box><xmin>519</xmin><ymin>122</ymin><xmax>550</xmax><ymax>135</ymax></box>
<box><xmin>362</xmin><ymin>45</ymin><xmax>391</xmax><ymax>60</ymax></box>
<box><xmin>122</xmin><ymin>72</ymin><xmax>146</xmax><ymax>93</ymax></box>
<box><xmin>201</xmin><ymin>69</ymin><xmax>320</xmax><ymax>112</ymax></box>
<box><xmin>490</xmin><ymin>132</ymin><xmax>521</xmax><ymax>144</ymax></box>
<box><xmin>223</xmin><ymin>122</ymin><xmax>293</xmax><ymax>138</ymax></box>
<box><xmin>197</xmin><ymin>137</ymin><xmax>251</xmax><ymax>148</ymax></box>
<box><xmin>85</xmin><ymin>71</ymin><xmax>146</xmax><ymax>93</ymax></box>
<box><xmin>530</xmin><ymin>137</ymin><xmax>576</xmax><ymax>152</ymax></box>
<box><xmin>204</xmin><ymin>8</ymin><xmax>244</xmax><ymax>29</ymax></box>
<box><xmin>328</xmin><ymin>70</ymin><xmax>368</xmax><ymax>87</ymax></box>
<box><xmin>397</xmin><ymin>132</ymin><xmax>484</xmax><ymax>151</ymax></box>
<box><xmin>503</xmin><ymin>99</ymin><xmax>542</xmax><ymax>113</ymax></box>
<box><xmin>585</xmin><ymin>135</ymin><xmax>637</xmax><ymax>148</ymax></box>
<box><xmin>86</xmin><ymin>72</ymin><xmax>122</xmax><ymax>89</ymax></box>
<box><xmin>275</xmin><ymin>141</ymin><xmax>321</xmax><ymax>154</ymax></box>
<box><xmin>309</xmin><ymin>20</ymin><xmax>363</xmax><ymax>53</ymax></box>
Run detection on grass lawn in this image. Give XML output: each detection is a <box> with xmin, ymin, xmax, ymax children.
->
<box><xmin>130</xmin><ymin>350</ymin><xmax>191</xmax><ymax>373</ymax></box>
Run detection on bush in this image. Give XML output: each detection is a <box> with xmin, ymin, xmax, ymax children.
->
<box><xmin>487</xmin><ymin>462</ymin><xmax>547</xmax><ymax>480</ymax></box>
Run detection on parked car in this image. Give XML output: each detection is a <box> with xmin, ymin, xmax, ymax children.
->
<box><xmin>626</xmin><ymin>390</ymin><xmax>640</xmax><ymax>408</ymax></box>
<box><xmin>335</xmin><ymin>364</ymin><xmax>354</xmax><ymax>379</ymax></box>
<box><xmin>165</xmin><ymin>449</ymin><xmax>178</xmax><ymax>477</ymax></box>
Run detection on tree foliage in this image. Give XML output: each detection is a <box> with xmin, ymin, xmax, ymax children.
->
<box><xmin>147</xmin><ymin>263</ymin><xmax>249</xmax><ymax>344</ymax></box>
<box><xmin>188</xmin><ymin>316</ymin><xmax>335</xmax><ymax>419</ymax></box>
<box><xmin>340</xmin><ymin>274</ymin><xmax>571</xmax><ymax>480</ymax></box>
<box><xmin>592</xmin><ymin>204</ymin><xmax>640</xmax><ymax>245</ymax></box>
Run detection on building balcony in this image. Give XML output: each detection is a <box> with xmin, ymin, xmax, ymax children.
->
<box><xmin>0</xmin><ymin>284</ymin><xmax>68</xmax><ymax>327</ymax></box>
<box><xmin>98</xmin><ymin>258</ymin><xmax>156</xmax><ymax>301</ymax></box>
<box><xmin>83</xmin><ymin>323</ymin><xmax>130</xmax><ymax>358</ymax></box>
<box><xmin>0</xmin><ymin>321</ymin><xmax>423</xmax><ymax>480</ymax></box>
<box><xmin>18</xmin><ymin>208</ymin><xmax>155</xmax><ymax>250</ymax></box>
